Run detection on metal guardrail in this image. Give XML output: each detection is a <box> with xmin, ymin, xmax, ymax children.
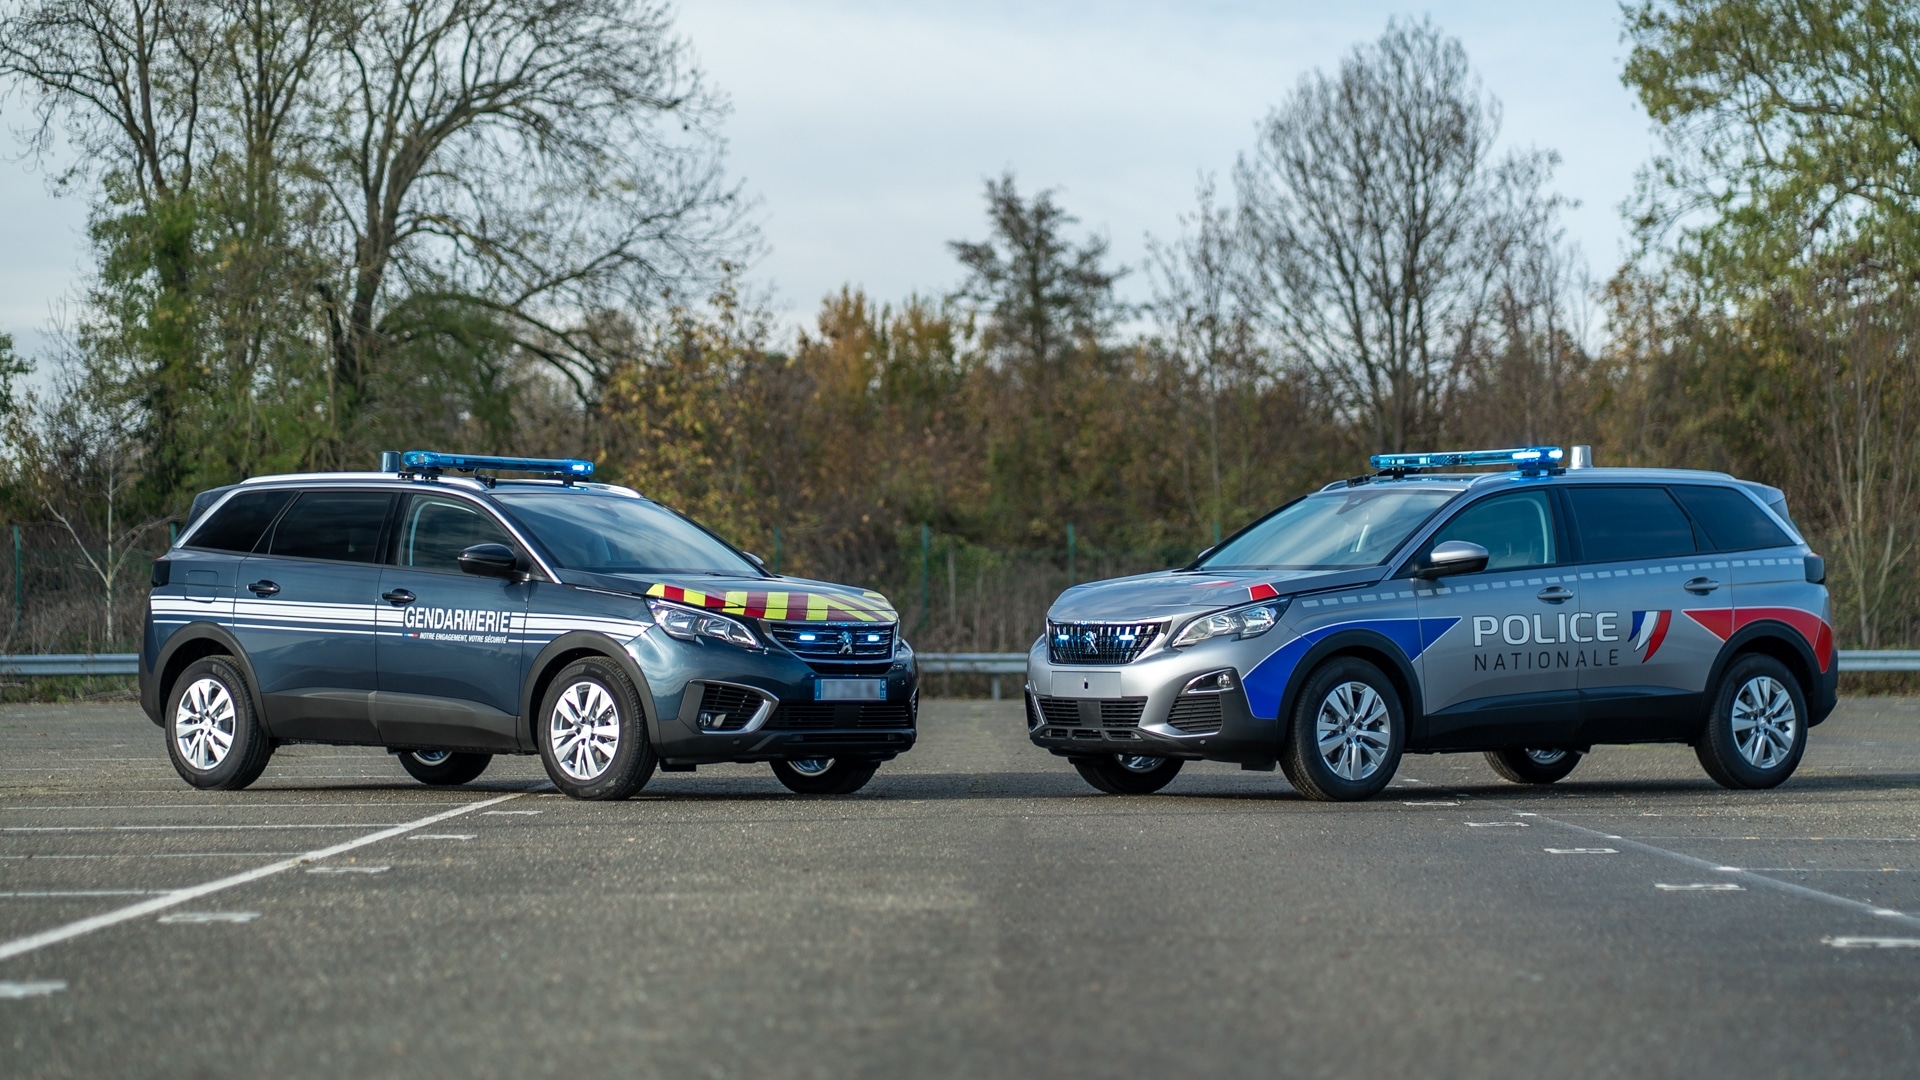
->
<box><xmin>0</xmin><ymin>654</ymin><xmax>140</xmax><ymax>676</ymax></box>
<box><xmin>3</xmin><ymin>649</ymin><xmax>1919</xmax><ymax>685</ymax></box>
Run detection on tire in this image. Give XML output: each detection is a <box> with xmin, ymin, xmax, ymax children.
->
<box><xmin>163</xmin><ymin>656</ymin><xmax>273</xmax><ymax>791</ymax></box>
<box><xmin>1072</xmin><ymin>754</ymin><xmax>1184</xmax><ymax>795</ymax></box>
<box><xmin>1280</xmin><ymin>657</ymin><xmax>1405</xmax><ymax>802</ymax></box>
<box><xmin>397</xmin><ymin>750</ymin><xmax>492</xmax><ymax>786</ymax></box>
<box><xmin>536</xmin><ymin>657</ymin><xmax>656</xmax><ymax>800</ymax></box>
<box><xmin>1485</xmin><ymin>747</ymin><xmax>1582</xmax><ymax>785</ymax></box>
<box><xmin>770</xmin><ymin>757</ymin><xmax>881</xmax><ymax>795</ymax></box>
<box><xmin>1695</xmin><ymin>654</ymin><xmax>1807</xmax><ymax>790</ymax></box>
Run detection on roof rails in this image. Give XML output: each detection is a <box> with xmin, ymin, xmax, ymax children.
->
<box><xmin>387</xmin><ymin>450</ymin><xmax>595</xmax><ymax>483</ymax></box>
<box><xmin>1365</xmin><ymin>446</ymin><xmax>1564</xmax><ymax>480</ymax></box>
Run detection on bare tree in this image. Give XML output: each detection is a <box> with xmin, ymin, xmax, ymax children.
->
<box><xmin>1235</xmin><ymin>17</ymin><xmax>1566</xmax><ymax>451</ymax></box>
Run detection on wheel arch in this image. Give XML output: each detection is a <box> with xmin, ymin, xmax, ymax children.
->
<box><xmin>149</xmin><ymin>625</ymin><xmax>266</xmax><ymax>728</ymax></box>
<box><xmin>1706</xmin><ymin>622</ymin><xmax>1824</xmax><ymax>733</ymax></box>
<box><xmin>521</xmin><ymin>632</ymin><xmax>662</xmax><ymax>752</ymax></box>
<box><xmin>1269</xmin><ymin>630</ymin><xmax>1425</xmax><ymax>739</ymax></box>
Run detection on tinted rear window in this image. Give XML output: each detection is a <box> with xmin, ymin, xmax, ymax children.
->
<box><xmin>186</xmin><ymin>490</ymin><xmax>294</xmax><ymax>553</ymax></box>
<box><xmin>1671</xmin><ymin>485</ymin><xmax>1794</xmax><ymax>552</ymax></box>
<box><xmin>1566</xmin><ymin>486</ymin><xmax>1698</xmax><ymax>563</ymax></box>
<box><xmin>264</xmin><ymin>491</ymin><xmax>395</xmax><ymax>564</ymax></box>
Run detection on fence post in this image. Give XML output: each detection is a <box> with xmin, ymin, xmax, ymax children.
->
<box><xmin>919</xmin><ymin>524</ymin><xmax>931</xmax><ymax>633</ymax></box>
<box><xmin>11</xmin><ymin>524</ymin><xmax>20</xmax><ymax>629</ymax></box>
<box><xmin>1213</xmin><ymin>521</ymin><xmax>1221</xmax><ymax>546</ymax></box>
<box><xmin>772</xmin><ymin>526</ymin><xmax>782</xmax><ymax>575</ymax></box>
<box><xmin>169</xmin><ymin>522</ymin><xmax>178</xmax><ymax>546</ymax></box>
<box><xmin>1067</xmin><ymin>523</ymin><xmax>1076</xmax><ymax>586</ymax></box>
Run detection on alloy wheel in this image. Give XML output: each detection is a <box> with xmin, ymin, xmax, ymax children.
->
<box><xmin>549</xmin><ymin>681</ymin><xmax>621</xmax><ymax>782</ymax></box>
<box><xmin>173</xmin><ymin>677</ymin><xmax>237</xmax><ymax>771</ymax></box>
<box><xmin>1314</xmin><ymin>680</ymin><xmax>1392</xmax><ymax>782</ymax></box>
<box><xmin>1731</xmin><ymin>675</ymin><xmax>1798</xmax><ymax>769</ymax></box>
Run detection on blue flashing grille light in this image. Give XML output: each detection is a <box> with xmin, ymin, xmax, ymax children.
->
<box><xmin>400</xmin><ymin>451</ymin><xmax>594</xmax><ymax>478</ymax></box>
<box><xmin>1369</xmin><ymin>446</ymin><xmax>1564</xmax><ymax>475</ymax></box>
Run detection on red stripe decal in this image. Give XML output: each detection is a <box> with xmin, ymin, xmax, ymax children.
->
<box><xmin>660</xmin><ymin>585</ymin><xmax>685</xmax><ymax>603</ymax></box>
<box><xmin>1249</xmin><ymin>582</ymin><xmax>1279</xmax><ymax>602</ymax></box>
<box><xmin>1685</xmin><ymin>606</ymin><xmax>1834</xmax><ymax>673</ymax></box>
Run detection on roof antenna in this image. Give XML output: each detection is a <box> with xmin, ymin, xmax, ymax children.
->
<box><xmin>380</xmin><ymin>450</ymin><xmax>401</xmax><ymax>473</ymax></box>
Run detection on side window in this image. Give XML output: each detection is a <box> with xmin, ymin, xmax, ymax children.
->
<box><xmin>1566</xmin><ymin>486</ymin><xmax>1697</xmax><ymax>563</ymax></box>
<box><xmin>398</xmin><ymin>496</ymin><xmax>516</xmax><ymax>573</ymax></box>
<box><xmin>1671</xmin><ymin>485</ymin><xmax>1793</xmax><ymax>552</ymax></box>
<box><xmin>264</xmin><ymin>491</ymin><xmax>395</xmax><ymax>564</ymax></box>
<box><xmin>1425</xmin><ymin>491</ymin><xmax>1556</xmax><ymax>571</ymax></box>
<box><xmin>186</xmin><ymin>489</ymin><xmax>295</xmax><ymax>553</ymax></box>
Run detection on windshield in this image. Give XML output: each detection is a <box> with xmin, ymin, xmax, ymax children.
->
<box><xmin>1199</xmin><ymin>487</ymin><xmax>1460</xmax><ymax>571</ymax></box>
<box><xmin>492</xmin><ymin>491</ymin><xmax>760</xmax><ymax>576</ymax></box>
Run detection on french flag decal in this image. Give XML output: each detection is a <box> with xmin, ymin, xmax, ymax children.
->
<box><xmin>1630</xmin><ymin>610</ymin><xmax>1672</xmax><ymax>662</ymax></box>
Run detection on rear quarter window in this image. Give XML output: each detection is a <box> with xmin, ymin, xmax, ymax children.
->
<box><xmin>1671</xmin><ymin>485</ymin><xmax>1794</xmax><ymax>552</ymax></box>
<box><xmin>184</xmin><ymin>489</ymin><xmax>295</xmax><ymax>553</ymax></box>
<box><xmin>1565</xmin><ymin>486</ymin><xmax>1698</xmax><ymax>562</ymax></box>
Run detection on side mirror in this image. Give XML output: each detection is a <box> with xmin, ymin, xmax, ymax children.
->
<box><xmin>1414</xmin><ymin>540</ymin><xmax>1489</xmax><ymax>579</ymax></box>
<box><xmin>458</xmin><ymin>542</ymin><xmax>521</xmax><ymax>579</ymax></box>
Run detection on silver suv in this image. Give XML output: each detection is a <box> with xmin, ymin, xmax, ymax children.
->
<box><xmin>1026</xmin><ymin>447</ymin><xmax>1835</xmax><ymax>799</ymax></box>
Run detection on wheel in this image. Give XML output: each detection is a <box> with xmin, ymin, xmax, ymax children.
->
<box><xmin>1072</xmin><ymin>753</ymin><xmax>1184</xmax><ymax>795</ymax></box>
<box><xmin>164</xmin><ymin>656</ymin><xmax>273</xmax><ymax>791</ymax></box>
<box><xmin>536</xmin><ymin>657</ymin><xmax>656</xmax><ymax>800</ymax></box>
<box><xmin>1280</xmin><ymin>657</ymin><xmax>1404</xmax><ymax>801</ymax></box>
<box><xmin>397</xmin><ymin>749</ymin><xmax>492</xmax><ymax>786</ymax></box>
<box><xmin>770</xmin><ymin>757</ymin><xmax>881</xmax><ymax>795</ymax></box>
<box><xmin>1485</xmin><ymin>747</ymin><xmax>1582</xmax><ymax>785</ymax></box>
<box><xmin>1695</xmin><ymin>654</ymin><xmax>1807</xmax><ymax>789</ymax></box>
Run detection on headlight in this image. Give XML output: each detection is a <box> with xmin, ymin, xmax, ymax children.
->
<box><xmin>646</xmin><ymin>598</ymin><xmax>761</xmax><ymax>649</ymax></box>
<box><xmin>1170</xmin><ymin>600</ymin><xmax>1287</xmax><ymax>649</ymax></box>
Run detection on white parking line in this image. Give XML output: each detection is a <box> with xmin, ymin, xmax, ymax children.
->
<box><xmin>1546</xmin><ymin>848</ymin><xmax>1618</xmax><ymax>855</ymax></box>
<box><xmin>1824</xmin><ymin>937</ymin><xmax>1920</xmax><ymax>949</ymax></box>
<box><xmin>157</xmin><ymin>912</ymin><xmax>259</xmax><ymax>924</ymax></box>
<box><xmin>408</xmin><ymin>834</ymin><xmax>475</xmax><ymax>841</ymax></box>
<box><xmin>4</xmin><ymin>824</ymin><xmax>404</xmax><ymax>833</ymax></box>
<box><xmin>0</xmin><ymin>791</ymin><xmax>525</xmax><ymax>963</ymax></box>
<box><xmin>0</xmin><ymin>980</ymin><xmax>66</xmax><ymax>998</ymax></box>
<box><xmin>1</xmin><ymin>802</ymin><xmax>445</xmax><ymax>811</ymax></box>
<box><xmin>1466</xmin><ymin>822</ymin><xmax>1529</xmax><ymax>828</ymax></box>
<box><xmin>1656</xmin><ymin>883</ymin><xmax>1745</xmax><ymax>891</ymax></box>
<box><xmin>306</xmin><ymin>865</ymin><xmax>389</xmax><ymax>875</ymax></box>
<box><xmin>1502</xmin><ymin>806</ymin><xmax>1920</xmax><ymax>931</ymax></box>
<box><xmin>0</xmin><ymin>890</ymin><xmax>171</xmax><ymax>898</ymax></box>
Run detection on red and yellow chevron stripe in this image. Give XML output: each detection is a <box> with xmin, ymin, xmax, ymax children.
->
<box><xmin>644</xmin><ymin>583</ymin><xmax>898</xmax><ymax>623</ymax></box>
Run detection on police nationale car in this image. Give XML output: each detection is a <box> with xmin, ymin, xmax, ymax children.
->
<box><xmin>1027</xmin><ymin>446</ymin><xmax>1835</xmax><ymax>799</ymax></box>
<box><xmin>140</xmin><ymin>452</ymin><xmax>918</xmax><ymax>799</ymax></box>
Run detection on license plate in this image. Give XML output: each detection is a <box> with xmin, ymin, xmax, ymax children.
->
<box><xmin>816</xmin><ymin>679</ymin><xmax>886</xmax><ymax>702</ymax></box>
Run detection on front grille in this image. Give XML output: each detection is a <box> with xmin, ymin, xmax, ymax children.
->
<box><xmin>769</xmin><ymin>622</ymin><xmax>895</xmax><ymax>673</ymax></box>
<box><xmin>1167</xmin><ymin>694</ymin><xmax>1224</xmax><ymax>734</ymax></box>
<box><xmin>1048</xmin><ymin>622</ymin><xmax>1160</xmax><ymax>665</ymax></box>
<box><xmin>1030</xmin><ymin>695</ymin><xmax>1146</xmax><ymax>729</ymax></box>
<box><xmin>767</xmin><ymin>700</ymin><xmax>916</xmax><ymax>729</ymax></box>
<box><xmin>1100</xmin><ymin>699</ymin><xmax>1147</xmax><ymax>727</ymax></box>
<box><xmin>695</xmin><ymin>683</ymin><xmax>763</xmax><ymax>731</ymax></box>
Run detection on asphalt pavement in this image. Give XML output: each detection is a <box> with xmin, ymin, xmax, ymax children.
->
<box><xmin>2</xmin><ymin>697</ymin><xmax>1919</xmax><ymax>1079</ymax></box>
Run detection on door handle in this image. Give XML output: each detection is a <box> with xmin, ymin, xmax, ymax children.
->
<box><xmin>246</xmin><ymin>580</ymin><xmax>280</xmax><ymax>597</ymax></box>
<box><xmin>1536</xmin><ymin>586</ymin><xmax>1574</xmax><ymax>604</ymax></box>
<box><xmin>1684</xmin><ymin>577</ymin><xmax>1720</xmax><ymax>595</ymax></box>
<box><xmin>382</xmin><ymin>589</ymin><xmax>416</xmax><ymax>606</ymax></box>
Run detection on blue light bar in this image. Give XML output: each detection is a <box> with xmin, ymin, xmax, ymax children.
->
<box><xmin>400</xmin><ymin>451</ymin><xmax>594</xmax><ymax>478</ymax></box>
<box><xmin>1368</xmin><ymin>446</ymin><xmax>1564</xmax><ymax>474</ymax></box>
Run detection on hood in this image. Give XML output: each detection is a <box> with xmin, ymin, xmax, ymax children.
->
<box><xmin>566</xmin><ymin>570</ymin><xmax>899</xmax><ymax>624</ymax></box>
<box><xmin>1046</xmin><ymin>566</ymin><xmax>1389</xmax><ymax>624</ymax></box>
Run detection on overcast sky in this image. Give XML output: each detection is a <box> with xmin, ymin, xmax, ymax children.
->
<box><xmin>0</xmin><ymin>0</ymin><xmax>1653</xmax><ymax>367</ymax></box>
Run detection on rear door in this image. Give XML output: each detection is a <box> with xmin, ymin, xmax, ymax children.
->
<box><xmin>1565</xmin><ymin>485</ymin><xmax>1727</xmax><ymax>741</ymax></box>
<box><xmin>1672</xmin><ymin>484</ymin><xmax>1831</xmax><ymax>669</ymax></box>
<box><xmin>1412</xmin><ymin>488</ymin><xmax>1580</xmax><ymax>749</ymax></box>
<box><xmin>233</xmin><ymin>489</ymin><xmax>396</xmax><ymax>743</ymax></box>
<box><xmin>373</xmin><ymin>493</ymin><xmax>531</xmax><ymax>752</ymax></box>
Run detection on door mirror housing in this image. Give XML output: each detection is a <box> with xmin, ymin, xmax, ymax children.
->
<box><xmin>458</xmin><ymin>542</ymin><xmax>521</xmax><ymax>579</ymax></box>
<box><xmin>1414</xmin><ymin>540</ymin><xmax>1489</xmax><ymax>579</ymax></box>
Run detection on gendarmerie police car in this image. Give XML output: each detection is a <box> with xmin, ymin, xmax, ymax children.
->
<box><xmin>1027</xmin><ymin>446</ymin><xmax>1835</xmax><ymax>800</ymax></box>
<box><xmin>140</xmin><ymin>452</ymin><xmax>918</xmax><ymax>799</ymax></box>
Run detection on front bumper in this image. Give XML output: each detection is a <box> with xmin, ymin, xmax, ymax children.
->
<box><xmin>632</xmin><ymin>632</ymin><xmax>919</xmax><ymax>765</ymax></box>
<box><xmin>1024</xmin><ymin>639</ymin><xmax>1282</xmax><ymax>763</ymax></box>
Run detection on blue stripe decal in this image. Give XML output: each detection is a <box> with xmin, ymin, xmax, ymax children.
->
<box><xmin>1242</xmin><ymin>617</ymin><xmax>1460</xmax><ymax>718</ymax></box>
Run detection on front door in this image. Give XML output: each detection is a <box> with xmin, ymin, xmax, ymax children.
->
<box><xmin>1413</xmin><ymin>489</ymin><xmax>1581</xmax><ymax>749</ymax></box>
<box><xmin>233</xmin><ymin>489</ymin><xmax>396</xmax><ymax>743</ymax></box>
<box><xmin>1565</xmin><ymin>485</ymin><xmax>1729</xmax><ymax>742</ymax></box>
<box><xmin>373</xmin><ymin>493</ymin><xmax>531</xmax><ymax>752</ymax></box>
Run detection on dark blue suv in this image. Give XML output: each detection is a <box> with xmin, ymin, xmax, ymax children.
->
<box><xmin>140</xmin><ymin>453</ymin><xmax>918</xmax><ymax>799</ymax></box>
